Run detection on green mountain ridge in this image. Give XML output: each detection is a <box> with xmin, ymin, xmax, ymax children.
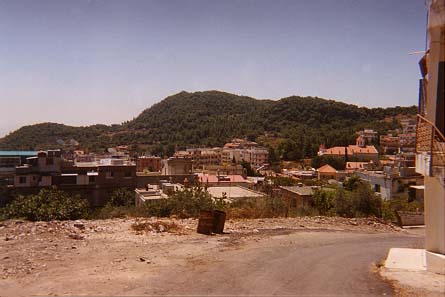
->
<box><xmin>0</xmin><ymin>90</ymin><xmax>417</xmax><ymax>158</ymax></box>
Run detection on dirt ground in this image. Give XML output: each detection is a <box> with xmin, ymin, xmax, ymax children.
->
<box><xmin>0</xmin><ymin>216</ymin><xmax>406</xmax><ymax>296</ymax></box>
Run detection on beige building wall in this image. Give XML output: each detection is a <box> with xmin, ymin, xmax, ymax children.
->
<box><xmin>421</xmin><ymin>1</ymin><xmax>445</xmax><ymax>274</ymax></box>
<box><xmin>424</xmin><ymin>176</ymin><xmax>445</xmax><ymax>254</ymax></box>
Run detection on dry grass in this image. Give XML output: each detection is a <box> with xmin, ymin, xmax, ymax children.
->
<box><xmin>130</xmin><ymin>219</ymin><xmax>184</xmax><ymax>234</ymax></box>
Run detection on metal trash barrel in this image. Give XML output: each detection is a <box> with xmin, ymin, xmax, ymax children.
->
<box><xmin>197</xmin><ymin>210</ymin><xmax>226</xmax><ymax>235</ymax></box>
<box><xmin>212</xmin><ymin>210</ymin><xmax>226</xmax><ymax>234</ymax></box>
<box><xmin>197</xmin><ymin>210</ymin><xmax>214</xmax><ymax>235</ymax></box>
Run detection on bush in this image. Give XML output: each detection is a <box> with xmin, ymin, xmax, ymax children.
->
<box><xmin>109</xmin><ymin>188</ymin><xmax>135</xmax><ymax>207</ymax></box>
<box><xmin>93</xmin><ymin>186</ymin><xmax>216</xmax><ymax>219</ymax></box>
<box><xmin>301</xmin><ymin>183</ymin><xmax>382</xmax><ymax>218</ymax></box>
<box><xmin>0</xmin><ymin>189</ymin><xmax>90</xmax><ymax>221</ymax></box>
<box><xmin>167</xmin><ymin>186</ymin><xmax>215</xmax><ymax>218</ymax></box>
<box><xmin>351</xmin><ymin>182</ymin><xmax>382</xmax><ymax>217</ymax></box>
<box><xmin>334</xmin><ymin>188</ymin><xmax>354</xmax><ymax>217</ymax></box>
<box><xmin>343</xmin><ymin>175</ymin><xmax>361</xmax><ymax>191</ymax></box>
<box><xmin>225</xmin><ymin>196</ymin><xmax>287</xmax><ymax>219</ymax></box>
<box><xmin>381</xmin><ymin>193</ymin><xmax>423</xmax><ymax>221</ymax></box>
<box><xmin>312</xmin><ymin>189</ymin><xmax>335</xmax><ymax>216</ymax></box>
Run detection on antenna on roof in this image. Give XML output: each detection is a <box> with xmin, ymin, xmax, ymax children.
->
<box><xmin>408</xmin><ymin>50</ymin><xmax>426</xmax><ymax>55</ymax></box>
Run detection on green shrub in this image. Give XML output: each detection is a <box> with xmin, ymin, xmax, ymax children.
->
<box><xmin>109</xmin><ymin>188</ymin><xmax>135</xmax><ymax>207</ymax></box>
<box><xmin>225</xmin><ymin>196</ymin><xmax>286</xmax><ymax>219</ymax></box>
<box><xmin>350</xmin><ymin>182</ymin><xmax>382</xmax><ymax>217</ymax></box>
<box><xmin>0</xmin><ymin>189</ymin><xmax>89</xmax><ymax>221</ymax></box>
<box><xmin>381</xmin><ymin>193</ymin><xmax>423</xmax><ymax>221</ymax></box>
<box><xmin>167</xmin><ymin>186</ymin><xmax>215</xmax><ymax>218</ymax></box>
<box><xmin>333</xmin><ymin>188</ymin><xmax>354</xmax><ymax>217</ymax></box>
<box><xmin>93</xmin><ymin>186</ymin><xmax>215</xmax><ymax>219</ymax></box>
<box><xmin>312</xmin><ymin>189</ymin><xmax>335</xmax><ymax>216</ymax></box>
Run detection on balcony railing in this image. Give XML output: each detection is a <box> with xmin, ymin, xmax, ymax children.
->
<box><xmin>416</xmin><ymin>114</ymin><xmax>445</xmax><ymax>179</ymax></box>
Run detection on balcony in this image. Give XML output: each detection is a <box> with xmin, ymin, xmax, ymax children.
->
<box><xmin>416</xmin><ymin>115</ymin><xmax>445</xmax><ymax>181</ymax></box>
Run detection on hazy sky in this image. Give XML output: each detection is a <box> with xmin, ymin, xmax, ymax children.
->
<box><xmin>0</xmin><ymin>0</ymin><xmax>427</xmax><ymax>137</ymax></box>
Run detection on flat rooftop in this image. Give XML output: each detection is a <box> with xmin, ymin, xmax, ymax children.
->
<box><xmin>207</xmin><ymin>186</ymin><xmax>264</xmax><ymax>199</ymax></box>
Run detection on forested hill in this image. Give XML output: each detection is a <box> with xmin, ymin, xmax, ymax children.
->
<box><xmin>0</xmin><ymin>91</ymin><xmax>417</xmax><ymax>158</ymax></box>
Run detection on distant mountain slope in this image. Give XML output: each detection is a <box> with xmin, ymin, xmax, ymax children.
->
<box><xmin>0</xmin><ymin>91</ymin><xmax>417</xmax><ymax>157</ymax></box>
<box><xmin>0</xmin><ymin>123</ymin><xmax>115</xmax><ymax>151</ymax></box>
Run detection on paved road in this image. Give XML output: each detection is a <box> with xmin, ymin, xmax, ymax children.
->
<box><xmin>141</xmin><ymin>230</ymin><xmax>423</xmax><ymax>296</ymax></box>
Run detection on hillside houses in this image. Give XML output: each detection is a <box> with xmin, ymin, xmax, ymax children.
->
<box><xmin>318</xmin><ymin>136</ymin><xmax>379</xmax><ymax>163</ymax></box>
<box><xmin>174</xmin><ymin>139</ymin><xmax>269</xmax><ymax>169</ymax></box>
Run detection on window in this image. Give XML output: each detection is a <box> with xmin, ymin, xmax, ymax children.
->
<box><xmin>19</xmin><ymin>176</ymin><xmax>27</xmax><ymax>184</ymax></box>
<box><xmin>374</xmin><ymin>184</ymin><xmax>381</xmax><ymax>193</ymax></box>
<box><xmin>124</xmin><ymin>171</ymin><xmax>132</xmax><ymax>178</ymax></box>
<box><xmin>105</xmin><ymin>171</ymin><xmax>114</xmax><ymax>179</ymax></box>
<box><xmin>89</xmin><ymin>176</ymin><xmax>96</xmax><ymax>184</ymax></box>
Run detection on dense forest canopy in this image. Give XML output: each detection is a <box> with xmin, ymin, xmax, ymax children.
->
<box><xmin>0</xmin><ymin>91</ymin><xmax>416</xmax><ymax>158</ymax></box>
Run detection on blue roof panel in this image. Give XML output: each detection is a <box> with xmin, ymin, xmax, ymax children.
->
<box><xmin>0</xmin><ymin>151</ymin><xmax>39</xmax><ymax>157</ymax></box>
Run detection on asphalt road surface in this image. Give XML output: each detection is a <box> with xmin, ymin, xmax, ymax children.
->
<box><xmin>137</xmin><ymin>230</ymin><xmax>423</xmax><ymax>296</ymax></box>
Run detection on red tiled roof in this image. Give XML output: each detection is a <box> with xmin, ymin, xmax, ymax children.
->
<box><xmin>323</xmin><ymin>145</ymin><xmax>378</xmax><ymax>155</ymax></box>
<box><xmin>318</xmin><ymin>164</ymin><xmax>337</xmax><ymax>173</ymax></box>
<box><xmin>346</xmin><ymin>162</ymin><xmax>369</xmax><ymax>170</ymax></box>
<box><xmin>324</xmin><ymin>146</ymin><xmax>346</xmax><ymax>155</ymax></box>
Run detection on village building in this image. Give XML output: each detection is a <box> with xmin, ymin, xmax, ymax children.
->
<box><xmin>200</xmin><ymin>164</ymin><xmax>245</xmax><ymax>176</ymax></box>
<box><xmin>221</xmin><ymin>147</ymin><xmax>269</xmax><ymax>168</ymax></box>
<box><xmin>356</xmin><ymin>129</ymin><xmax>378</xmax><ymax>143</ymax></box>
<box><xmin>283</xmin><ymin>169</ymin><xmax>317</xmax><ymax>180</ymax></box>
<box><xmin>206</xmin><ymin>186</ymin><xmax>264</xmax><ymax>202</ymax></box>
<box><xmin>174</xmin><ymin>148</ymin><xmax>222</xmax><ymax>168</ymax></box>
<box><xmin>12</xmin><ymin>150</ymin><xmax>137</xmax><ymax>206</ymax></box>
<box><xmin>134</xmin><ymin>185</ymin><xmax>167</xmax><ymax>206</ymax></box>
<box><xmin>318</xmin><ymin>136</ymin><xmax>379</xmax><ymax>163</ymax></box>
<box><xmin>317</xmin><ymin>164</ymin><xmax>337</xmax><ymax>180</ymax></box>
<box><xmin>136</xmin><ymin>156</ymin><xmax>161</xmax><ymax>172</ymax></box>
<box><xmin>198</xmin><ymin>173</ymin><xmax>252</xmax><ymax>187</ymax></box>
<box><xmin>161</xmin><ymin>157</ymin><xmax>193</xmax><ymax>175</ymax></box>
<box><xmin>380</xmin><ymin>134</ymin><xmax>400</xmax><ymax>154</ymax></box>
<box><xmin>345</xmin><ymin>161</ymin><xmax>373</xmax><ymax>173</ymax></box>
<box><xmin>0</xmin><ymin>151</ymin><xmax>38</xmax><ymax>183</ymax></box>
<box><xmin>134</xmin><ymin>180</ymin><xmax>184</xmax><ymax>206</ymax></box>
<box><xmin>355</xmin><ymin>165</ymin><xmax>423</xmax><ymax>201</ymax></box>
<box><xmin>279</xmin><ymin>185</ymin><xmax>318</xmax><ymax>209</ymax></box>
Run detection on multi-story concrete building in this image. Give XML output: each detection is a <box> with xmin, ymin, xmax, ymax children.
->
<box><xmin>136</xmin><ymin>156</ymin><xmax>162</xmax><ymax>172</ymax></box>
<box><xmin>0</xmin><ymin>151</ymin><xmax>38</xmax><ymax>184</ymax></box>
<box><xmin>161</xmin><ymin>157</ymin><xmax>193</xmax><ymax>175</ymax></box>
<box><xmin>174</xmin><ymin>148</ymin><xmax>222</xmax><ymax>169</ymax></box>
<box><xmin>356</xmin><ymin>129</ymin><xmax>378</xmax><ymax>143</ymax></box>
<box><xmin>380</xmin><ymin>134</ymin><xmax>400</xmax><ymax>154</ymax></box>
<box><xmin>173</xmin><ymin>139</ymin><xmax>268</xmax><ymax>170</ymax></box>
<box><xmin>356</xmin><ymin>166</ymin><xmax>423</xmax><ymax>201</ymax></box>
<box><xmin>223</xmin><ymin>139</ymin><xmax>258</xmax><ymax>149</ymax></box>
<box><xmin>400</xmin><ymin>118</ymin><xmax>417</xmax><ymax>134</ymax></box>
<box><xmin>380</xmin><ymin>132</ymin><xmax>416</xmax><ymax>154</ymax></box>
<box><xmin>248</xmin><ymin>147</ymin><xmax>269</xmax><ymax>167</ymax></box>
<box><xmin>414</xmin><ymin>0</ymin><xmax>445</xmax><ymax>275</ymax></box>
<box><xmin>13</xmin><ymin>150</ymin><xmax>136</xmax><ymax>206</ymax></box>
<box><xmin>221</xmin><ymin>147</ymin><xmax>269</xmax><ymax>168</ymax></box>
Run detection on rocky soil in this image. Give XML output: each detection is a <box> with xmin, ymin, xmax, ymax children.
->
<box><xmin>0</xmin><ymin>216</ymin><xmax>403</xmax><ymax>296</ymax></box>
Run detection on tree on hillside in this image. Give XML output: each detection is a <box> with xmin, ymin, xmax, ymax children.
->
<box><xmin>311</xmin><ymin>155</ymin><xmax>345</xmax><ymax>170</ymax></box>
